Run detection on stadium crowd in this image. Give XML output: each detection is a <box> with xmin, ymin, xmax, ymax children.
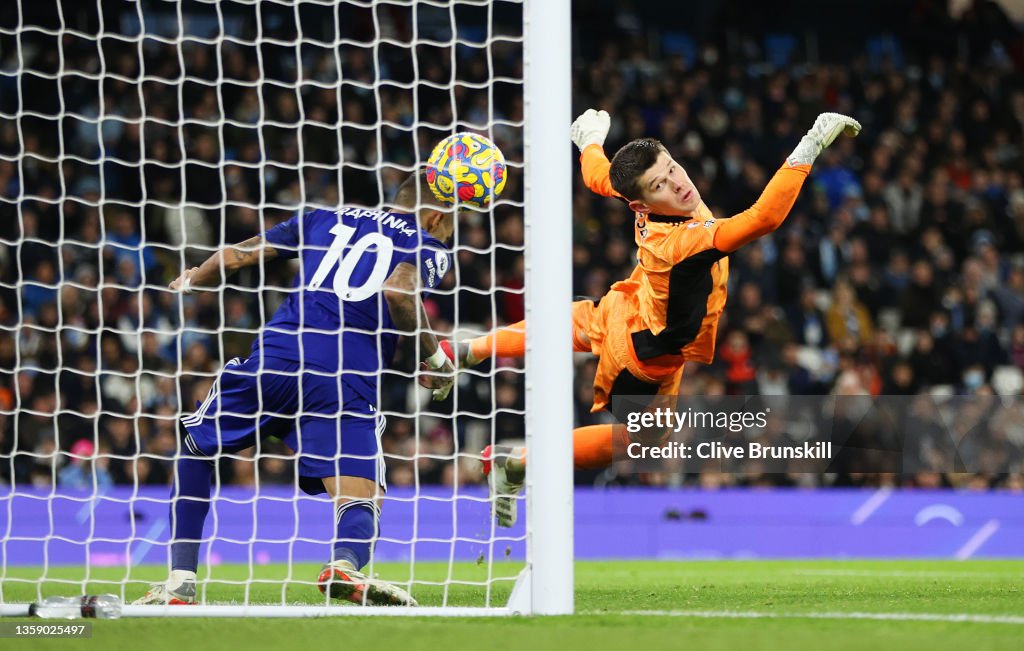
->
<box><xmin>0</xmin><ymin>1</ymin><xmax>1022</xmax><ymax>491</ymax></box>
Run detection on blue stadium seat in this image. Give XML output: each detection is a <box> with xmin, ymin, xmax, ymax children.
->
<box><xmin>661</xmin><ymin>31</ymin><xmax>696</xmax><ymax>66</ymax></box>
<box><xmin>866</xmin><ymin>34</ymin><xmax>904</xmax><ymax>70</ymax></box>
<box><xmin>764</xmin><ymin>33</ymin><xmax>798</xmax><ymax>68</ymax></box>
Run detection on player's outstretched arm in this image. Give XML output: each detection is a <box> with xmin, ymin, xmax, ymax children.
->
<box><xmin>169</xmin><ymin>235</ymin><xmax>280</xmax><ymax>292</ymax></box>
<box><xmin>785</xmin><ymin>112</ymin><xmax>862</xmax><ymax>167</ymax></box>
<box><xmin>382</xmin><ymin>262</ymin><xmax>455</xmax><ymax>401</ymax></box>
<box><xmin>571</xmin><ymin>109</ymin><xmax>621</xmax><ymax>199</ymax></box>
<box><xmin>713</xmin><ymin>112</ymin><xmax>861</xmax><ymax>253</ymax></box>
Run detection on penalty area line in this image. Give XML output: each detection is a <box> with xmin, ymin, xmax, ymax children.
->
<box><xmin>603</xmin><ymin>610</ymin><xmax>1024</xmax><ymax>625</ymax></box>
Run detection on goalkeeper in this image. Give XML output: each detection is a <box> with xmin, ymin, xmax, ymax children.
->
<box><xmin>136</xmin><ymin>171</ymin><xmax>457</xmax><ymax>606</ymax></box>
<box><xmin>449</xmin><ymin>110</ymin><xmax>860</xmax><ymax>526</ymax></box>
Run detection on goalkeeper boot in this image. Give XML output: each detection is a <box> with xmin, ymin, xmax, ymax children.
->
<box><xmin>133</xmin><ymin>570</ymin><xmax>197</xmax><ymax>605</ymax></box>
<box><xmin>482</xmin><ymin>445</ymin><xmax>525</xmax><ymax>528</ymax></box>
<box><xmin>318</xmin><ymin>561</ymin><xmax>418</xmax><ymax>607</ymax></box>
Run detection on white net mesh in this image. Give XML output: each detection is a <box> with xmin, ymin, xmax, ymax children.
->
<box><xmin>0</xmin><ymin>0</ymin><xmax>529</xmax><ymax>611</ymax></box>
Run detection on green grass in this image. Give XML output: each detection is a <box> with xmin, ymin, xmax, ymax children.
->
<box><xmin>3</xmin><ymin>561</ymin><xmax>1023</xmax><ymax>650</ymax></box>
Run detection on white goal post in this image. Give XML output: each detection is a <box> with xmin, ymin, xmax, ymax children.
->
<box><xmin>0</xmin><ymin>0</ymin><xmax>572</xmax><ymax>617</ymax></box>
<box><xmin>520</xmin><ymin>0</ymin><xmax>574</xmax><ymax>617</ymax></box>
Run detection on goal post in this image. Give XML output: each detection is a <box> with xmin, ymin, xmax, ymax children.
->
<box><xmin>0</xmin><ymin>0</ymin><xmax>573</xmax><ymax>617</ymax></box>
<box><xmin>520</xmin><ymin>0</ymin><xmax>574</xmax><ymax>616</ymax></box>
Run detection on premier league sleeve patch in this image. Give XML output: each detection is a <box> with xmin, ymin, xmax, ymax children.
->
<box><xmin>421</xmin><ymin>248</ymin><xmax>451</xmax><ymax>289</ymax></box>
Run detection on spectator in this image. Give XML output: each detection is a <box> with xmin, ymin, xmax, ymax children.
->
<box><xmin>990</xmin><ymin>266</ymin><xmax>1024</xmax><ymax>330</ymax></box>
<box><xmin>883</xmin><ymin>166</ymin><xmax>924</xmax><ymax>234</ymax></box>
<box><xmin>899</xmin><ymin>260</ymin><xmax>942</xmax><ymax>329</ymax></box>
<box><xmin>2</xmin><ymin>3</ymin><xmax>1021</xmax><ymax>491</ymax></box>
<box><xmin>58</xmin><ymin>440</ymin><xmax>113</xmax><ymax>491</ymax></box>
<box><xmin>786</xmin><ymin>285</ymin><xmax>829</xmax><ymax>348</ymax></box>
<box><xmin>908</xmin><ymin>330</ymin><xmax>955</xmax><ymax>387</ymax></box>
<box><xmin>21</xmin><ymin>260</ymin><xmax>58</xmax><ymax>318</ymax></box>
<box><xmin>1010</xmin><ymin>324</ymin><xmax>1024</xmax><ymax>370</ymax></box>
<box><xmin>718</xmin><ymin>331</ymin><xmax>758</xmax><ymax>394</ymax></box>
<box><xmin>825</xmin><ymin>280</ymin><xmax>874</xmax><ymax>347</ymax></box>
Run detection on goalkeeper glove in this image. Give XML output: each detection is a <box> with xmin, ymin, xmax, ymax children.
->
<box><xmin>419</xmin><ymin>348</ymin><xmax>455</xmax><ymax>401</ymax></box>
<box><xmin>570</xmin><ymin>108</ymin><xmax>611</xmax><ymax>153</ymax></box>
<box><xmin>787</xmin><ymin>112</ymin><xmax>862</xmax><ymax>167</ymax></box>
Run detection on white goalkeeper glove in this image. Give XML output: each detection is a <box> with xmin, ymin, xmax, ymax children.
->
<box><xmin>786</xmin><ymin>112</ymin><xmax>862</xmax><ymax>167</ymax></box>
<box><xmin>570</xmin><ymin>108</ymin><xmax>611</xmax><ymax>153</ymax></box>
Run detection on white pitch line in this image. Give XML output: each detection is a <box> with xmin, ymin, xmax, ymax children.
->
<box><xmin>3</xmin><ymin>603</ymin><xmax>1019</xmax><ymax>622</ymax></box>
<box><xmin>0</xmin><ymin>604</ymin><xmax>516</xmax><ymax>618</ymax></box>
<box><xmin>794</xmin><ymin>569</ymin><xmax>1022</xmax><ymax>579</ymax></box>
<box><xmin>849</xmin><ymin>487</ymin><xmax>892</xmax><ymax>525</ymax></box>
<box><xmin>609</xmin><ymin>609</ymin><xmax>1024</xmax><ymax>625</ymax></box>
<box><xmin>956</xmin><ymin>519</ymin><xmax>1001</xmax><ymax>560</ymax></box>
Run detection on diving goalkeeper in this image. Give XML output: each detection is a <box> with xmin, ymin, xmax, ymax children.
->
<box><xmin>448</xmin><ymin>110</ymin><xmax>861</xmax><ymax>526</ymax></box>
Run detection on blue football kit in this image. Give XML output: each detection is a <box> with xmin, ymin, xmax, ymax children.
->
<box><xmin>181</xmin><ymin>207</ymin><xmax>450</xmax><ymax>494</ymax></box>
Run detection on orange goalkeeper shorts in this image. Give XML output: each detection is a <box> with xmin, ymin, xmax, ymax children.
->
<box><xmin>571</xmin><ymin>286</ymin><xmax>685</xmax><ymax>413</ymax></box>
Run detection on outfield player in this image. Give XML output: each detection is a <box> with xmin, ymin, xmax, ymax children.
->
<box><xmin>136</xmin><ymin>171</ymin><xmax>456</xmax><ymax>606</ymax></box>
<box><xmin>449</xmin><ymin>110</ymin><xmax>860</xmax><ymax>526</ymax></box>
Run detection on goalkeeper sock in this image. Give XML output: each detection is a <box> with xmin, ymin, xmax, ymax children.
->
<box><xmin>573</xmin><ymin>424</ymin><xmax>630</xmax><ymax>470</ymax></box>
<box><xmin>332</xmin><ymin>499</ymin><xmax>380</xmax><ymax>570</ymax></box>
<box><xmin>496</xmin><ymin>426</ymin><xmax>630</xmax><ymax>473</ymax></box>
<box><xmin>170</xmin><ymin>455</ymin><xmax>214</xmax><ymax>572</ymax></box>
<box><xmin>464</xmin><ymin>319</ymin><xmax>592</xmax><ymax>362</ymax></box>
<box><xmin>468</xmin><ymin>321</ymin><xmax>525</xmax><ymax>364</ymax></box>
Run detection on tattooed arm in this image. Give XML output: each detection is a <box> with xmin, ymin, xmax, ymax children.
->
<box><xmin>169</xmin><ymin>235</ymin><xmax>279</xmax><ymax>291</ymax></box>
<box><xmin>382</xmin><ymin>262</ymin><xmax>440</xmax><ymax>358</ymax></box>
<box><xmin>382</xmin><ymin>262</ymin><xmax>455</xmax><ymax>400</ymax></box>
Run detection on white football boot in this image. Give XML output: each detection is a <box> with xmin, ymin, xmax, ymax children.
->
<box><xmin>482</xmin><ymin>445</ymin><xmax>525</xmax><ymax>528</ymax></box>
<box><xmin>318</xmin><ymin>561</ymin><xmax>418</xmax><ymax>606</ymax></box>
<box><xmin>133</xmin><ymin>570</ymin><xmax>197</xmax><ymax>605</ymax></box>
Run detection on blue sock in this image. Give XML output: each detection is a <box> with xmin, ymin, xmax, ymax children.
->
<box><xmin>170</xmin><ymin>455</ymin><xmax>214</xmax><ymax>572</ymax></box>
<box><xmin>332</xmin><ymin>500</ymin><xmax>380</xmax><ymax>570</ymax></box>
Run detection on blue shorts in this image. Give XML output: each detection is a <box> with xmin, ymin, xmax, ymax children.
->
<box><xmin>180</xmin><ymin>355</ymin><xmax>386</xmax><ymax>495</ymax></box>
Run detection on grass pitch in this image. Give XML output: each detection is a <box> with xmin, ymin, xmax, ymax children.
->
<box><xmin>2</xmin><ymin>560</ymin><xmax>1022</xmax><ymax>650</ymax></box>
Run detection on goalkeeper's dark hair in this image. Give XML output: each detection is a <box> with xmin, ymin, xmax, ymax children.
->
<box><xmin>394</xmin><ymin>169</ymin><xmax>450</xmax><ymax>212</ymax></box>
<box><xmin>609</xmin><ymin>138</ymin><xmax>668</xmax><ymax>201</ymax></box>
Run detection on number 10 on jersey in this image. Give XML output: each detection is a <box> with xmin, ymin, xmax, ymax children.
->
<box><xmin>308</xmin><ymin>223</ymin><xmax>395</xmax><ymax>301</ymax></box>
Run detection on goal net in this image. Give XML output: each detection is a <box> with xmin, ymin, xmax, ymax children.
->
<box><xmin>0</xmin><ymin>0</ymin><xmax>571</xmax><ymax>616</ymax></box>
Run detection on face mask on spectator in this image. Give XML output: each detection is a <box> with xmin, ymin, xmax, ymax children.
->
<box><xmin>964</xmin><ymin>370</ymin><xmax>985</xmax><ymax>390</ymax></box>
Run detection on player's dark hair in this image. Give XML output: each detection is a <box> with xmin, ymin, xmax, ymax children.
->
<box><xmin>394</xmin><ymin>169</ymin><xmax>448</xmax><ymax>212</ymax></box>
<box><xmin>609</xmin><ymin>138</ymin><xmax>668</xmax><ymax>201</ymax></box>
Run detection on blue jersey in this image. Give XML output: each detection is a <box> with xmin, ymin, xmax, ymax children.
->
<box><xmin>255</xmin><ymin>207</ymin><xmax>450</xmax><ymax>405</ymax></box>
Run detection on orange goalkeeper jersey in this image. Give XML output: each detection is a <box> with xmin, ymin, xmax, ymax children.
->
<box><xmin>580</xmin><ymin>144</ymin><xmax>809</xmax><ymax>365</ymax></box>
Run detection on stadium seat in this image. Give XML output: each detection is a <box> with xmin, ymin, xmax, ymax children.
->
<box><xmin>764</xmin><ymin>34</ymin><xmax>798</xmax><ymax>68</ymax></box>
<box><xmin>865</xmin><ymin>34</ymin><xmax>904</xmax><ymax>70</ymax></box>
<box><xmin>661</xmin><ymin>31</ymin><xmax>696</xmax><ymax>66</ymax></box>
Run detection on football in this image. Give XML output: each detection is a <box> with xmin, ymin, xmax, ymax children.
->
<box><xmin>425</xmin><ymin>132</ymin><xmax>507</xmax><ymax>209</ymax></box>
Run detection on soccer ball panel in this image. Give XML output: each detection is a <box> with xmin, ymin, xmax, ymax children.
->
<box><xmin>426</xmin><ymin>132</ymin><xmax>507</xmax><ymax>209</ymax></box>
